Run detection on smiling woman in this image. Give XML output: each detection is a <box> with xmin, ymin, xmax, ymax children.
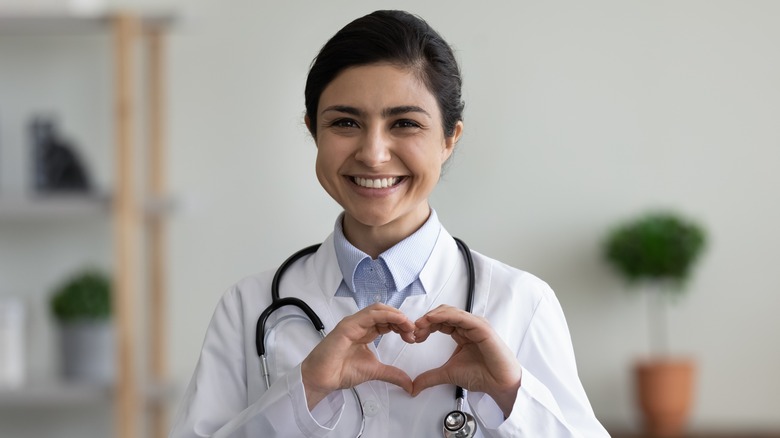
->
<box><xmin>170</xmin><ymin>10</ymin><xmax>609</xmax><ymax>438</ymax></box>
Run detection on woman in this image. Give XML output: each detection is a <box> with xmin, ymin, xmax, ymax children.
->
<box><xmin>171</xmin><ymin>10</ymin><xmax>608</xmax><ymax>437</ymax></box>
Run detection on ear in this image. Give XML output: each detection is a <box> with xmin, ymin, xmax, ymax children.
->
<box><xmin>442</xmin><ymin>121</ymin><xmax>463</xmax><ymax>162</ymax></box>
<box><xmin>305</xmin><ymin>115</ymin><xmax>317</xmax><ymax>144</ymax></box>
<box><xmin>304</xmin><ymin>115</ymin><xmax>312</xmax><ymax>132</ymax></box>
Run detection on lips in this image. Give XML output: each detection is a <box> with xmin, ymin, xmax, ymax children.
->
<box><xmin>351</xmin><ymin>176</ymin><xmax>403</xmax><ymax>188</ymax></box>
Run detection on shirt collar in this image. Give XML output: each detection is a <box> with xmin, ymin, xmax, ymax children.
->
<box><xmin>333</xmin><ymin>209</ymin><xmax>442</xmax><ymax>294</ymax></box>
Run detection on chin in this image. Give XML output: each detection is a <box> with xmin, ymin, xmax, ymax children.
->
<box><xmin>345</xmin><ymin>204</ymin><xmax>427</xmax><ymax>232</ymax></box>
<box><xmin>346</xmin><ymin>211</ymin><xmax>396</xmax><ymax>228</ymax></box>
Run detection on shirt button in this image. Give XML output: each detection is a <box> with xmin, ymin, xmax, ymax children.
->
<box><xmin>373</xmin><ymin>294</ymin><xmax>382</xmax><ymax>303</ymax></box>
<box><xmin>362</xmin><ymin>399</ymin><xmax>380</xmax><ymax>417</ymax></box>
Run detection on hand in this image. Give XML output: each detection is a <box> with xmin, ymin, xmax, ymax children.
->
<box><xmin>301</xmin><ymin>303</ymin><xmax>416</xmax><ymax>410</ymax></box>
<box><xmin>412</xmin><ymin>305</ymin><xmax>522</xmax><ymax>417</ymax></box>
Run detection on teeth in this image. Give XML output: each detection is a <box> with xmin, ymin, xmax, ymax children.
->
<box><xmin>354</xmin><ymin>177</ymin><xmax>399</xmax><ymax>188</ymax></box>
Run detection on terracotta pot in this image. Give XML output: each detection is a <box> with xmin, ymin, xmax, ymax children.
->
<box><xmin>635</xmin><ymin>358</ymin><xmax>695</xmax><ymax>437</ymax></box>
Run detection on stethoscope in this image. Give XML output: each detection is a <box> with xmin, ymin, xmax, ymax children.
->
<box><xmin>255</xmin><ymin>237</ymin><xmax>478</xmax><ymax>438</ymax></box>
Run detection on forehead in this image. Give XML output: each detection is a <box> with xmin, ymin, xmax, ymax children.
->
<box><xmin>318</xmin><ymin>63</ymin><xmax>439</xmax><ymax>115</ymax></box>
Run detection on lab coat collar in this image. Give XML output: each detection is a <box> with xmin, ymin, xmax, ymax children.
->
<box><xmin>332</xmin><ymin>210</ymin><xmax>442</xmax><ymax>294</ymax></box>
<box><xmin>312</xmin><ymin>226</ymin><xmax>460</xmax><ymax>310</ymax></box>
<box><xmin>312</xmin><ymin>234</ymin><xmax>343</xmax><ymax>303</ymax></box>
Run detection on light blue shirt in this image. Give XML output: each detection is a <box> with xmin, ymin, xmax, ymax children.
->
<box><xmin>333</xmin><ymin>209</ymin><xmax>441</xmax><ymax>311</ymax></box>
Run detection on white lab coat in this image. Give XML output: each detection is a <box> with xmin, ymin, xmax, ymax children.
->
<box><xmin>170</xmin><ymin>229</ymin><xmax>609</xmax><ymax>437</ymax></box>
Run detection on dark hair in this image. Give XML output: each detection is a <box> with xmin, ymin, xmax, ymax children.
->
<box><xmin>304</xmin><ymin>10</ymin><xmax>465</xmax><ymax>137</ymax></box>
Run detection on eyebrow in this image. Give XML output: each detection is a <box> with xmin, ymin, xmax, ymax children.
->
<box><xmin>320</xmin><ymin>105</ymin><xmax>431</xmax><ymax>118</ymax></box>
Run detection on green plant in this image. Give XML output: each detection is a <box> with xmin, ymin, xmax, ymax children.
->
<box><xmin>50</xmin><ymin>269</ymin><xmax>112</xmax><ymax>322</ymax></box>
<box><xmin>603</xmin><ymin>211</ymin><xmax>707</xmax><ymax>354</ymax></box>
<box><xmin>604</xmin><ymin>212</ymin><xmax>706</xmax><ymax>290</ymax></box>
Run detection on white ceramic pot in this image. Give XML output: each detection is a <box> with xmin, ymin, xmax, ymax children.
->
<box><xmin>59</xmin><ymin>319</ymin><xmax>115</xmax><ymax>384</ymax></box>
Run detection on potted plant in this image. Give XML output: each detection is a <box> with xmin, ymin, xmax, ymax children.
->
<box><xmin>603</xmin><ymin>211</ymin><xmax>707</xmax><ymax>437</ymax></box>
<box><xmin>50</xmin><ymin>268</ymin><xmax>115</xmax><ymax>384</ymax></box>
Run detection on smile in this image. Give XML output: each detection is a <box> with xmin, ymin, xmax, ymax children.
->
<box><xmin>351</xmin><ymin>176</ymin><xmax>402</xmax><ymax>188</ymax></box>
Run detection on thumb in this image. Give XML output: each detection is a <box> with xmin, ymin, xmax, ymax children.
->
<box><xmin>411</xmin><ymin>367</ymin><xmax>450</xmax><ymax>397</ymax></box>
<box><xmin>374</xmin><ymin>364</ymin><xmax>413</xmax><ymax>395</ymax></box>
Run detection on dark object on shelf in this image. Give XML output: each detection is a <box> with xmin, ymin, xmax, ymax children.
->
<box><xmin>30</xmin><ymin>117</ymin><xmax>92</xmax><ymax>193</ymax></box>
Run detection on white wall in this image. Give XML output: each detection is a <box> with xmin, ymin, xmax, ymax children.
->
<box><xmin>3</xmin><ymin>0</ymin><xmax>779</xmax><ymax>434</ymax></box>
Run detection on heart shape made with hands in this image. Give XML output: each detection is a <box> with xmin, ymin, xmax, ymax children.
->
<box><xmin>365</xmin><ymin>304</ymin><xmax>521</xmax><ymax>400</ymax></box>
<box><xmin>302</xmin><ymin>304</ymin><xmax>521</xmax><ymax>414</ymax></box>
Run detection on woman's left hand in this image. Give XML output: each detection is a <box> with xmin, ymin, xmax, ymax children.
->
<box><xmin>411</xmin><ymin>304</ymin><xmax>522</xmax><ymax>418</ymax></box>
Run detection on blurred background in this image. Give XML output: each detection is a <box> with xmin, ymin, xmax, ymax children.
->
<box><xmin>1</xmin><ymin>0</ymin><xmax>779</xmax><ymax>437</ymax></box>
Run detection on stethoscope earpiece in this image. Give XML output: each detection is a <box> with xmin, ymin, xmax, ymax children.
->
<box><xmin>443</xmin><ymin>409</ymin><xmax>477</xmax><ymax>438</ymax></box>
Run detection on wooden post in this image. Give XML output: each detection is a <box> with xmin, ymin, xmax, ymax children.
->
<box><xmin>112</xmin><ymin>12</ymin><xmax>140</xmax><ymax>438</ymax></box>
<box><xmin>145</xmin><ymin>24</ymin><xmax>168</xmax><ymax>438</ymax></box>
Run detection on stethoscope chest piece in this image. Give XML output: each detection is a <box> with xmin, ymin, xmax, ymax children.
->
<box><xmin>443</xmin><ymin>409</ymin><xmax>477</xmax><ymax>438</ymax></box>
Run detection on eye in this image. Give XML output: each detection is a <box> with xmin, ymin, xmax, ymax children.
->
<box><xmin>393</xmin><ymin>119</ymin><xmax>422</xmax><ymax>129</ymax></box>
<box><xmin>330</xmin><ymin>118</ymin><xmax>359</xmax><ymax>129</ymax></box>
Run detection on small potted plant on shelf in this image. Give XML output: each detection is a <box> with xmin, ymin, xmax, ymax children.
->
<box><xmin>603</xmin><ymin>211</ymin><xmax>707</xmax><ymax>437</ymax></box>
<box><xmin>50</xmin><ymin>268</ymin><xmax>115</xmax><ymax>385</ymax></box>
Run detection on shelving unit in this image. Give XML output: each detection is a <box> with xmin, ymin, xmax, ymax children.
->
<box><xmin>0</xmin><ymin>10</ymin><xmax>173</xmax><ymax>438</ymax></box>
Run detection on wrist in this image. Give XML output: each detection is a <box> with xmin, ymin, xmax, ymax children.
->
<box><xmin>492</xmin><ymin>368</ymin><xmax>522</xmax><ymax>418</ymax></box>
<box><xmin>301</xmin><ymin>359</ymin><xmax>332</xmax><ymax>411</ymax></box>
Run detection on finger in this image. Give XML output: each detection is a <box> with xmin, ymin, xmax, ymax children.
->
<box><xmin>413</xmin><ymin>305</ymin><xmax>451</xmax><ymax>340</ymax></box>
<box><xmin>413</xmin><ymin>304</ymin><xmax>450</xmax><ymax>328</ymax></box>
<box><xmin>338</xmin><ymin>306</ymin><xmax>414</xmax><ymax>343</ymax></box>
<box><xmin>414</xmin><ymin>307</ymin><xmax>489</xmax><ymax>342</ymax></box>
<box><xmin>374</xmin><ymin>364</ymin><xmax>414</xmax><ymax>395</ymax></box>
<box><xmin>371</xmin><ymin>322</ymin><xmax>416</xmax><ymax>344</ymax></box>
<box><xmin>411</xmin><ymin>366</ymin><xmax>451</xmax><ymax>397</ymax></box>
<box><xmin>389</xmin><ymin>324</ymin><xmax>416</xmax><ymax>343</ymax></box>
<box><xmin>411</xmin><ymin>322</ymin><xmax>445</xmax><ymax>343</ymax></box>
<box><xmin>358</xmin><ymin>305</ymin><xmax>415</xmax><ymax>332</ymax></box>
<box><xmin>418</xmin><ymin>305</ymin><xmax>480</xmax><ymax>328</ymax></box>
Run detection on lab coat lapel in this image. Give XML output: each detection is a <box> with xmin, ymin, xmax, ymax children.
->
<box><xmin>311</xmin><ymin>234</ymin><xmax>360</xmax><ymax>331</ymax></box>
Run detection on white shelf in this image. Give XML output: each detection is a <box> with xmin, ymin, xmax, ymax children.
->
<box><xmin>0</xmin><ymin>380</ymin><xmax>175</xmax><ymax>408</ymax></box>
<box><xmin>0</xmin><ymin>194</ymin><xmax>110</xmax><ymax>220</ymax></box>
<box><xmin>0</xmin><ymin>382</ymin><xmax>111</xmax><ymax>408</ymax></box>
<box><xmin>0</xmin><ymin>11</ymin><xmax>174</xmax><ymax>35</ymax></box>
<box><xmin>0</xmin><ymin>194</ymin><xmax>176</xmax><ymax>220</ymax></box>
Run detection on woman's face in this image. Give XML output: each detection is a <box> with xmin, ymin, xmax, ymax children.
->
<box><xmin>312</xmin><ymin>63</ymin><xmax>462</xmax><ymax>241</ymax></box>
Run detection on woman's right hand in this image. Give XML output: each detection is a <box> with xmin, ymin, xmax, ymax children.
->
<box><xmin>300</xmin><ymin>303</ymin><xmax>416</xmax><ymax>410</ymax></box>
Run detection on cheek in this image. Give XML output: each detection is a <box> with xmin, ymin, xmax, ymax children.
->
<box><xmin>425</xmin><ymin>145</ymin><xmax>449</xmax><ymax>174</ymax></box>
<box><xmin>315</xmin><ymin>146</ymin><xmax>343</xmax><ymax>192</ymax></box>
<box><xmin>314</xmin><ymin>153</ymin><xmax>329</xmax><ymax>183</ymax></box>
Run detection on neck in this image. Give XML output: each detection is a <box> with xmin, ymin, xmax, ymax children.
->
<box><xmin>342</xmin><ymin>207</ymin><xmax>431</xmax><ymax>259</ymax></box>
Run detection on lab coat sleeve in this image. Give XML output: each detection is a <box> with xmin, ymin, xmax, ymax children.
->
<box><xmin>469</xmin><ymin>286</ymin><xmax>610</xmax><ymax>437</ymax></box>
<box><xmin>169</xmin><ymin>287</ymin><xmax>347</xmax><ymax>438</ymax></box>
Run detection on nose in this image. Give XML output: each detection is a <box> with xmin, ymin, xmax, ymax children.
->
<box><xmin>354</xmin><ymin>126</ymin><xmax>391</xmax><ymax>167</ymax></box>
